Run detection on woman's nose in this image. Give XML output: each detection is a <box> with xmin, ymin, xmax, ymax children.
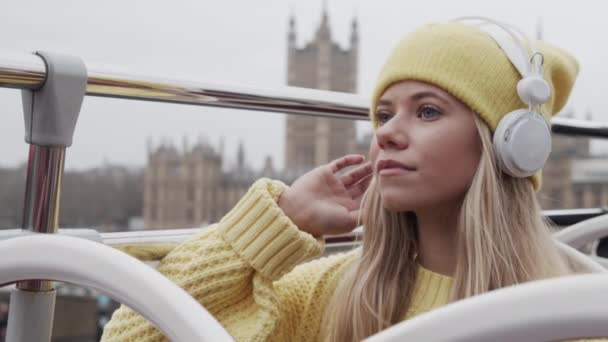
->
<box><xmin>375</xmin><ymin>119</ymin><xmax>408</xmax><ymax>150</ymax></box>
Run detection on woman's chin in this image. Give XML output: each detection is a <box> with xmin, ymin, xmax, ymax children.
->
<box><xmin>380</xmin><ymin>197</ymin><xmax>415</xmax><ymax>212</ymax></box>
<box><xmin>379</xmin><ymin>189</ymin><xmax>418</xmax><ymax>212</ymax></box>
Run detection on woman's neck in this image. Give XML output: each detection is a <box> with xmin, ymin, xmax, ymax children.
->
<box><xmin>415</xmin><ymin>204</ymin><xmax>460</xmax><ymax>277</ymax></box>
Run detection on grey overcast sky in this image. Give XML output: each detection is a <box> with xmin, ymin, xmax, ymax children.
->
<box><xmin>0</xmin><ymin>0</ymin><xmax>607</xmax><ymax>171</ymax></box>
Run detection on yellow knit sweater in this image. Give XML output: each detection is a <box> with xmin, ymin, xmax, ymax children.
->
<box><xmin>100</xmin><ymin>179</ymin><xmax>600</xmax><ymax>341</ymax></box>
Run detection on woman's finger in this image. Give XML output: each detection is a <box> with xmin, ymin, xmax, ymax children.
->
<box><xmin>330</xmin><ymin>209</ymin><xmax>361</xmax><ymax>234</ymax></box>
<box><xmin>339</xmin><ymin>162</ymin><xmax>372</xmax><ymax>187</ymax></box>
<box><xmin>347</xmin><ymin>174</ymin><xmax>372</xmax><ymax>200</ymax></box>
<box><xmin>329</xmin><ymin>154</ymin><xmax>365</xmax><ymax>173</ymax></box>
<box><xmin>347</xmin><ymin>210</ymin><xmax>363</xmax><ymax>229</ymax></box>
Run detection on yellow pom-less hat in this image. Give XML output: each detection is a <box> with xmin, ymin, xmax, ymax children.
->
<box><xmin>370</xmin><ymin>22</ymin><xmax>579</xmax><ymax>191</ymax></box>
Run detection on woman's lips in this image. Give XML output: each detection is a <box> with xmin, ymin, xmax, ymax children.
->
<box><xmin>376</xmin><ymin>159</ymin><xmax>416</xmax><ymax>176</ymax></box>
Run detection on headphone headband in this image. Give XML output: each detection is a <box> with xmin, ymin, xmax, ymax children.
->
<box><xmin>451</xmin><ymin>17</ymin><xmax>543</xmax><ymax>80</ymax></box>
<box><xmin>451</xmin><ymin>16</ymin><xmax>553</xmax><ymax>178</ymax></box>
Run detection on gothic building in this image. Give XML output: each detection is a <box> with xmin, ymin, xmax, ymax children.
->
<box><xmin>142</xmin><ymin>10</ymin><xmax>608</xmax><ymax>230</ymax></box>
<box><xmin>143</xmin><ymin>8</ymin><xmax>362</xmax><ymax>229</ymax></box>
<box><xmin>284</xmin><ymin>8</ymin><xmax>359</xmax><ymax>176</ymax></box>
<box><xmin>143</xmin><ymin>139</ymin><xmax>264</xmax><ymax>229</ymax></box>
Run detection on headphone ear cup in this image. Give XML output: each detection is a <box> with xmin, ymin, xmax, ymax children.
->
<box><xmin>493</xmin><ymin>109</ymin><xmax>552</xmax><ymax>178</ymax></box>
<box><xmin>517</xmin><ymin>75</ymin><xmax>551</xmax><ymax>106</ymax></box>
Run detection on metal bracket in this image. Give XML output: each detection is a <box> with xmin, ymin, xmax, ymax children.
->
<box><xmin>21</xmin><ymin>51</ymin><xmax>87</xmax><ymax>147</ymax></box>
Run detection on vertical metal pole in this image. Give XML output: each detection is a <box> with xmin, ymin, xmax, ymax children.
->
<box><xmin>7</xmin><ymin>51</ymin><xmax>86</xmax><ymax>342</ymax></box>
<box><xmin>7</xmin><ymin>144</ymin><xmax>65</xmax><ymax>342</ymax></box>
<box><xmin>6</xmin><ymin>145</ymin><xmax>65</xmax><ymax>342</ymax></box>
<box><xmin>17</xmin><ymin>145</ymin><xmax>66</xmax><ymax>291</ymax></box>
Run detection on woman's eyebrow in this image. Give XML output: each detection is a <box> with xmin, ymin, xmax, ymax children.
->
<box><xmin>377</xmin><ymin>91</ymin><xmax>450</xmax><ymax>109</ymax></box>
<box><xmin>411</xmin><ymin>91</ymin><xmax>450</xmax><ymax>105</ymax></box>
<box><xmin>377</xmin><ymin>99</ymin><xmax>392</xmax><ymax>107</ymax></box>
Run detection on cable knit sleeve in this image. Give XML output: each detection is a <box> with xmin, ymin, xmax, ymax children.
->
<box><xmin>99</xmin><ymin>178</ymin><xmax>354</xmax><ymax>342</ymax></box>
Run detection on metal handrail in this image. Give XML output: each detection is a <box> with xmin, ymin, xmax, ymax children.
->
<box><xmin>1</xmin><ymin>51</ymin><xmax>608</xmax><ymax>137</ymax></box>
<box><xmin>0</xmin><ymin>51</ymin><xmax>367</xmax><ymax>120</ymax></box>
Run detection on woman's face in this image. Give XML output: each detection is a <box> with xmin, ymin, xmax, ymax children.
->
<box><xmin>371</xmin><ymin>80</ymin><xmax>481</xmax><ymax>212</ymax></box>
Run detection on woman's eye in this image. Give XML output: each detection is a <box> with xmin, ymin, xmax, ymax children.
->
<box><xmin>418</xmin><ymin>105</ymin><xmax>441</xmax><ymax>121</ymax></box>
<box><xmin>376</xmin><ymin>111</ymin><xmax>393</xmax><ymax>125</ymax></box>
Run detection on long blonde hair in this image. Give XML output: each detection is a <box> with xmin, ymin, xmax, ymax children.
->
<box><xmin>324</xmin><ymin>114</ymin><xmax>582</xmax><ymax>341</ymax></box>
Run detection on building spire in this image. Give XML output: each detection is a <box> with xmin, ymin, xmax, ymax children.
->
<box><xmin>350</xmin><ymin>14</ymin><xmax>359</xmax><ymax>49</ymax></box>
<box><xmin>262</xmin><ymin>155</ymin><xmax>275</xmax><ymax>177</ymax></box>
<box><xmin>237</xmin><ymin>141</ymin><xmax>245</xmax><ymax>169</ymax></box>
<box><xmin>535</xmin><ymin>16</ymin><xmax>544</xmax><ymax>40</ymax></box>
<box><xmin>288</xmin><ymin>6</ymin><xmax>296</xmax><ymax>48</ymax></box>
<box><xmin>585</xmin><ymin>107</ymin><xmax>593</xmax><ymax>121</ymax></box>
<box><xmin>317</xmin><ymin>0</ymin><xmax>331</xmax><ymax>40</ymax></box>
<box><xmin>322</xmin><ymin>0</ymin><xmax>328</xmax><ymax>22</ymax></box>
<box><xmin>182</xmin><ymin>134</ymin><xmax>189</xmax><ymax>153</ymax></box>
<box><xmin>146</xmin><ymin>136</ymin><xmax>153</xmax><ymax>154</ymax></box>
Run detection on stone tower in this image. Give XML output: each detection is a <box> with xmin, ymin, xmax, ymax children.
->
<box><xmin>284</xmin><ymin>7</ymin><xmax>358</xmax><ymax>176</ymax></box>
<box><xmin>143</xmin><ymin>140</ymin><xmax>223</xmax><ymax>229</ymax></box>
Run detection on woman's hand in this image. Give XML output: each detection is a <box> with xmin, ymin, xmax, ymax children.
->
<box><xmin>278</xmin><ymin>155</ymin><xmax>373</xmax><ymax>237</ymax></box>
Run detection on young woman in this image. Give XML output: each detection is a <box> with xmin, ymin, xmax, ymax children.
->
<box><xmin>101</xmin><ymin>19</ymin><xmax>599</xmax><ymax>341</ymax></box>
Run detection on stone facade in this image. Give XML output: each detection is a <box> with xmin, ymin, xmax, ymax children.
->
<box><xmin>143</xmin><ymin>141</ymin><xmax>260</xmax><ymax>229</ymax></box>
<box><xmin>142</xmin><ymin>12</ymin><xmax>608</xmax><ymax>230</ymax></box>
<box><xmin>143</xmin><ymin>9</ymin><xmax>361</xmax><ymax>229</ymax></box>
<box><xmin>284</xmin><ymin>9</ymin><xmax>359</xmax><ymax>177</ymax></box>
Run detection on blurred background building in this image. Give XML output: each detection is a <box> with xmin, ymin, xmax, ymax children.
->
<box><xmin>284</xmin><ymin>8</ymin><xmax>359</xmax><ymax>176</ymax></box>
<box><xmin>0</xmin><ymin>164</ymin><xmax>142</xmax><ymax>232</ymax></box>
<box><xmin>540</xmin><ymin>110</ymin><xmax>608</xmax><ymax>210</ymax></box>
<box><xmin>143</xmin><ymin>8</ymin><xmax>370</xmax><ymax>229</ymax></box>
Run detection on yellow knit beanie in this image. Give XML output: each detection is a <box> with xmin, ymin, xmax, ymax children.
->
<box><xmin>370</xmin><ymin>22</ymin><xmax>579</xmax><ymax>191</ymax></box>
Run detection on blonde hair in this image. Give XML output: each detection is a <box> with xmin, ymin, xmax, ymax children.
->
<box><xmin>324</xmin><ymin>114</ymin><xmax>585</xmax><ymax>341</ymax></box>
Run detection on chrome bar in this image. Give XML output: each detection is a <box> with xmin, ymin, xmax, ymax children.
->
<box><xmin>0</xmin><ymin>52</ymin><xmax>368</xmax><ymax>120</ymax></box>
<box><xmin>1</xmin><ymin>51</ymin><xmax>607</xmax><ymax>138</ymax></box>
<box><xmin>18</xmin><ymin>145</ymin><xmax>66</xmax><ymax>292</ymax></box>
<box><xmin>552</xmin><ymin>118</ymin><xmax>608</xmax><ymax>139</ymax></box>
<box><xmin>0</xmin><ymin>51</ymin><xmax>46</xmax><ymax>90</ymax></box>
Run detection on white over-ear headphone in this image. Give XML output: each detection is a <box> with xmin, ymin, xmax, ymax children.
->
<box><xmin>452</xmin><ymin>16</ymin><xmax>552</xmax><ymax>178</ymax></box>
